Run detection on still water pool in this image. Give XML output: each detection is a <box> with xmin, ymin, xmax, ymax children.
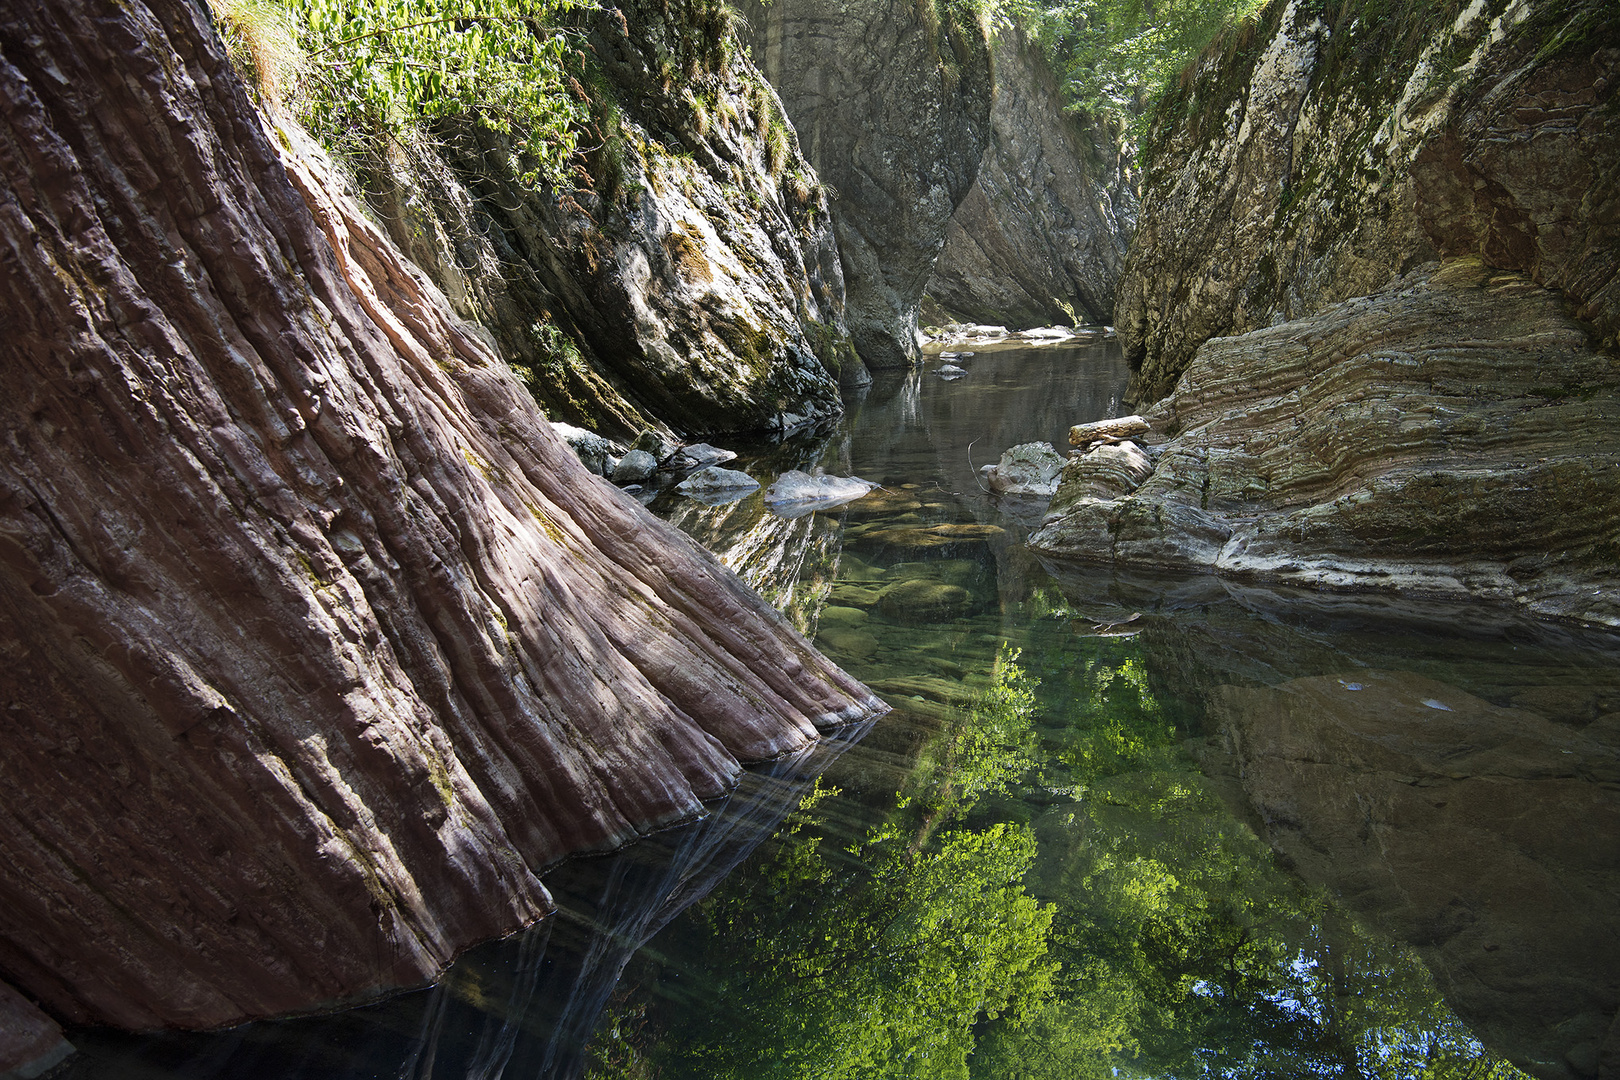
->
<box><xmin>62</xmin><ymin>343</ymin><xmax>1620</xmax><ymax>1079</ymax></box>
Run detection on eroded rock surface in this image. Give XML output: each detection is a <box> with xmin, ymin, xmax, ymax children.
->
<box><xmin>740</xmin><ymin>0</ymin><xmax>995</xmax><ymax>368</ymax></box>
<box><xmin>0</xmin><ymin>0</ymin><xmax>882</xmax><ymax>1036</ymax></box>
<box><xmin>1119</xmin><ymin>0</ymin><xmax>1619</xmax><ymax>401</ymax></box>
<box><xmin>1032</xmin><ymin>261</ymin><xmax>1620</xmax><ymax>626</ymax></box>
<box><xmin>359</xmin><ymin>0</ymin><xmax>858</xmax><ymax>440</ymax></box>
<box><xmin>926</xmin><ymin>22</ymin><xmax>1137</xmax><ymax>328</ymax></box>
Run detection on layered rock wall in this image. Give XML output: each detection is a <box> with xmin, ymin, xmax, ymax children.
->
<box><xmin>740</xmin><ymin>0</ymin><xmax>995</xmax><ymax>368</ymax></box>
<box><xmin>1032</xmin><ymin>261</ymin><xmax>1620</xmax><ymax>626</ymax></box>
<box><xmin>926</xmin><ymin>23</ymin><xmax>1137</xmax><ymax>329</ymax></box>
<box><xmin>1119</xmin><ymin>0</ymin><xmax>1619</xmax><ymax>401</ymax></box>
<box><xmin>357</xmin><ymin>0</ymin><xmax>858</xmax><ymax>441</ymax></box>
<box><xmin>0</xmin><ymin>0</ymin><xmax>881</xmax><ymax>1040</ymax></box>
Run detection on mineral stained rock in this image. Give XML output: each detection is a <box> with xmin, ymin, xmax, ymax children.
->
<box><xmin>1032</xmin><ymin>261</ymin><xmax>1620</xmax><ymax>627</ymax></box>
<box><xmin>926</xmin><ymin>22</ymin><xmax>1137</xmax><ymax>329</ymax></box>
<box><xmin>1119</xmin><ymin>0</ymin><xmax>1619</xmax><ymax>401</ymax></box>
<box><xmin>357</xmin><ymin>0</ymin><xmax>859</xmax><ymax>440</ymax></box>
<box><xmin>739</xmin><ymin>0</ymin><xmax>995</xmax><ymax>369</ymax></box>
<box><xmin>0</xmin><ymin>0</ymin><xmax>882</xmax><ymax>1039</ymax></box>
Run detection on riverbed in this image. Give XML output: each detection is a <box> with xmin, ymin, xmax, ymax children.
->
<box><xmin>60</xmin><ymin>342</ymin><xmax>1620</xmax><ymax>1079</ymax></box>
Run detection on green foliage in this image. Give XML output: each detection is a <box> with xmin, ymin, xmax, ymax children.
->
<box><xmin>673</xmin><ymin>813</ymin><xmax>1058</xmax><ymax>1080</ymax></box>
<box><xmin>1011</xmin><ymin>0</ymin><xmax>1270</xmax><ymax>149</ymax></box>
<box><xmin>211</xmin><ymin>0</ymin><xmax>590</xmax><ymax>185</ymax></box>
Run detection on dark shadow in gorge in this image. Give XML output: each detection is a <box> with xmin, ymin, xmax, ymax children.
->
<box><xmin>1038</xmin><ymin>560</ymin><xmax>1620</xmax><ymax>1080</ymax></box>
<box><xmin>53</xmin><ymin>722</ymin><xmax>877</xmax><ymax>1080</ymax></box>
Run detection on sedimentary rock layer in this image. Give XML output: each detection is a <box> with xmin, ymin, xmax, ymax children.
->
<box><xmin>1119</xmin><ymin>0</ymin><xmax>1619</xmax><ymax>401</ymax></box>
<box><xmin>926</xmin><ymin>23</ymin><xmax>1137</xmax><ymax>329</ymax></box>
<box><xmin>0</xmin><ymin>0</ymin><xmax>882</xmax><ymax>1037</ymax></box>
<box><xmin>1032</xmin><ymin>261</ymin><xmax>1620</xmax><ymax>626</ymax></box>
<box><xmin>740</xmin><ymin>0</ymin><xmax>994</xmax><ymax>368</ymax></box>
<box><xmin>356</xmin><ymin>0</ymin><xmax>857</xmax><ymax>441</ymax></box>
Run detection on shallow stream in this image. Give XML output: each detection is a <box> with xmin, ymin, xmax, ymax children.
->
<box><xmin>63</xmin><ymin>343</ymin><xmax>1620</xmax><ymax>1079</ymax></box>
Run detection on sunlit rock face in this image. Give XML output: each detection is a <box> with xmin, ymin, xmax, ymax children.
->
<box><xmin>1119</xmin><ymin>0</ymin><xmax>1619</xmax><ymax>402</ymax></box>
<box><xmin>1205</xmin><ymin>671</ymin><xmax>1620</xmax><ymax>1080</ymax></box>
<box><xmin>0</xmin><ymin>0</ymin><xmax>882</xmax><ymax>1040</ymax></box>
<box><xmin>738</xmin><ymin>0</ymin><xmax>995</xmax><ymax>369</ymax></box>
<box><xmin>356</xmin><ymin>0</ymin><xmax>858</xmax><ymax>441</ymax></box>
<box><xmin>925</xmin><ymin>23</ymin><xmax>1137</xmax><ymax>329</ymax></box>
<box><xmin>1032</xmin><ymin>261</ymin><xmax>1620</xmax><ymax>627</ymax></box>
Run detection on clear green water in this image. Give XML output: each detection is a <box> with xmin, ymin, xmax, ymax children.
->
<box><xmin>62</xmin><ymin>344</ymin><xmax>1620</xmax><ymax>1079</ymax></box>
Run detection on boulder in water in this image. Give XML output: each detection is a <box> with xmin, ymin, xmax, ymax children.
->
<box><xmin>985</xmin><ymin>442</ymin><xmax>1065</xmax><ymax>498</ymax></box>
<box><xmin>938</xmin><ymin>365</ymin><xmax>968</xmax><ymax>380</ymax></box>
<box><xmin>675</xmin><ymin>466</ymin><xmax>760</xmax><ymax>504</ymax></box>
<box><xmin>669</xmin><ymin>443</ymin><xmax>738</xmax><ymax>471</ymax></box>
<box><xmin>551</xmin><ymin>422</ymin><xmax>628</xmax><ymax>476</ymax></box>
<box><xmin>611</xmin><ymin>449</ymin><xmax>659</xmax><ymax>484</ymax></box>
<box><xmin>763</xmin><ymin>471</ymin><xmax>878</xmax><ymax>516</ymax></box>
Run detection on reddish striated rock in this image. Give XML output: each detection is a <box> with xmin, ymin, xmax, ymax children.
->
<box><xmin>0</xmin><ymin>0</ymin><xmax>882</xmax><ymax>1040</ymax></box>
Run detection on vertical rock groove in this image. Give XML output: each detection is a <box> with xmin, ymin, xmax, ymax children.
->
<box><xmin>0</xmin><ymin>0</ymin><xmax>883</xmax><ymax>1034</ymax></box>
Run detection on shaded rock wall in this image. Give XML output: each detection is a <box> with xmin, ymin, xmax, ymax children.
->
<box><xmin>926</xmin><ymin>23</ymin><xmax>1137</xmax><ymax>329</ymax></box>
<box><xmin>358</xmin><ymin>0</ymin><xmax>858</xmax><ymax>442</ymax></box>
<box><xmin>740</xmin><ymin>0</ymin><xmax>995</xmax><ymax>368</ymax></box>
<box><xmin>1032</xmin><ymin>261</ymin><xmax>1620</xmax><ymax>626</ymax></box>
<box><xmin>1119</xmin><ymin>0</ymin><xmax>1619</xmax><ymax>402</ymax></box>
<box><xmin>0</xmin><ymin>0</ymin><xmax>882</xmax><ymax>1038</ymax></box>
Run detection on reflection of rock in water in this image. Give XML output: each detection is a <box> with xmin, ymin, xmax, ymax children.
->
<box><xmin>1205</xmin><ymin>672</ymin><xmax>1619</xmax><ymax>1080</ymax></box>
<box><xmin>59</xmin><ymin>726</ymin><xmax>875</xmax><ymax>1080</ymax></box>
<box><xmin>1037</xmin><ymin>561</ymin><xmax>1620</xmax><ymax>1080</ymax></box>
<box><xmin>663</xmin><ymin>494</ymin><xmax>845</xmax><ymax>635</ymax></box>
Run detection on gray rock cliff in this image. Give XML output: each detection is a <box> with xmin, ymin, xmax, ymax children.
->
<box><xmin>0</xmin><ymin>0</ymin><xmax>883</xmax><ymax>1050</ymax></box>
<box><xmin>926</xmin><ymin>23</ymin><xmax>1138</xmax><ymax>329</ymax></box>
<box><xmin>1119</xmin><ymin>0</ymin><xmax>1618</xmax><ymax>402</ymax></box>
<box><xmin>358</xmin><ymin>0</ymin><xmax>859</xmax><ymax>441</ymax></box>
<box><xmin>740</xmin><ymin>0</ymin><xmax>996</xmax><ymax>369</ymax></box>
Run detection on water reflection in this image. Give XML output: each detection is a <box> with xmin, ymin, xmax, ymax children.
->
<box><xmin>57</xmin><ymin>728</ymin><xmax>875</xmax><ymax>1080</ymax></box>
<box><xmin>57</xmin><ymin>343</ymin><xmax>1619</xmax><ymax>1079</ymax></box>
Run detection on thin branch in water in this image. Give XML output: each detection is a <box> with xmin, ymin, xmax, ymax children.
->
<box><xmin>967</xmin><ymin>438</ymin><xmax>989</xmax><ymax>493</ymax></box>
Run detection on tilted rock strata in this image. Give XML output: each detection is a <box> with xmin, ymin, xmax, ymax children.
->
<box><xmin>360</xmin><ymin>0</ymin><xmax>858</xmax><ymax>441</ymax></box>
<box><xmin>926</xmin><ymin>23</ymin><xmax>1137</xmax><ymax>328</ymax></box>
<box><xmin>1119</xmin><ymin>0</ymin><xmax>1619</xmax><ymax>401</ymax></box>
<box><xmin>1202</xmin><ymin>670</ymin><xmax>1620</xmax><ymax>1080</ymax></box>
<box><xmin>1032</xmin><ymin>262</ymin><xmax>1620</xmax><ymax>626</ymax></box>
<box><xmin>740</xmin><ymin>0</ymin><xmax>995</xmax><ymax>368</ymax></box>
<box><xmin>0</xmin><ymin>0</ymin><xmax>882</xmax><ymax>1036</ymax></box>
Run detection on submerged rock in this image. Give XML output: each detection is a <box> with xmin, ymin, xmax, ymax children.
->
<box><xmin>876</xmin><ymin>579</ymin><xmax>975</xmax><ymax>624</ymax></box>
<box><xmin>985</xmin><ymin>442</ymin><xmax>1066</xmax><ymax>498</ymax></box>
<box><xmin>1032</xmin><ymin>262</ymin><xmax>1620</xmax><ymax>627</ymax></box>
<box><xmin>0</xmin><ymin>0</ymin><xmax>885</xmax><ymax>1037</ymax></box>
